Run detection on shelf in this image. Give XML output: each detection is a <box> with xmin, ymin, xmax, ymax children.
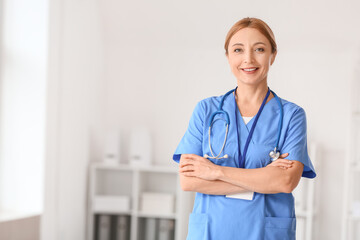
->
<box><xmin>136</xmin><ymin>211</ymin><xmax>177</xmax><ymax>220</ymax></box>
<box><xmin>87</xmin><ymin>161</ymin><xmax>189</xmax><ymax>240</ymax></box>
<box><xmin>92</xmin><ymin>210</ymin><xmax>132</xmax><ymax>215</ymax></box>
<box><xmin>91</xmin><ymin>162</ymin><xmax>134</xmax><ymax>171</ymax></box>
<box><xmin>137</xmin><ymin>165</ymin><xmax>177</xmax><ymax>173</ymax></box>
<box><xmin>91</xmin><ymin>162</ymin><xmax>177</xmax><ymax>173</ymax></box>
<box><xmin>94</xmin><ymin>170</ymin><xmax>133</xmax><ymax>196</ymax></box>
<box><xmin>91</xmin><ymin>210</ymin><xmax>177</xmax><ymax>220</ymax></box>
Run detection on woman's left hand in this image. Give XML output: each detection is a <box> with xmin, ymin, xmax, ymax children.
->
<box><xmin>179</xmin><ymin>154</ymin><xmax>221</xmax><ymax>181</ymax></box>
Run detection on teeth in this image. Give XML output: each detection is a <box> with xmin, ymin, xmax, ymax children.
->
<box><xmin>243</xmin><ymin>68</ymin><xmax>257</xmax><ymax>72</ymax></box>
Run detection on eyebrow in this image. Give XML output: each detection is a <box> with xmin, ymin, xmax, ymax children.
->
<box><xmin>231</xmin><ymin>42</ymin><xmax>267</xmax><ymax>47</ymax></box>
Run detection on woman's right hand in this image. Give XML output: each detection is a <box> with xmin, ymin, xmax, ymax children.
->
<box><xmin>268</xmin><ymin>153</ymin><xmax>293</xmax><ymax>169</ymax></box>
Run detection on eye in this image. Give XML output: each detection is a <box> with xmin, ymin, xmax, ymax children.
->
<box><xmin>234</xmin><ymin>48</ymin><xmax>243</xmax><ymax>53</ymax></box>
<box><xmin>255</xmin><ymin>48</ymin><xmax>265</xmax><ymax>52</ymax></box>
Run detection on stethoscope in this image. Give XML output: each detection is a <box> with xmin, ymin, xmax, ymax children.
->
<box><xmin>203</xmin><ymin>87</ymin><xmax>283</xmax><ymax>165</ymax></box>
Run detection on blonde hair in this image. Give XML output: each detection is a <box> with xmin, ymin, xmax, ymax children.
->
<box><xmin>224</xmin><ymin>17</ymin><xmax>277</xmax><ymax>56</ymax></box>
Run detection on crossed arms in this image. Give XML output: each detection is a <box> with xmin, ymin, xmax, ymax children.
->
<box><xmin>178</xmin><ymin>153</ymin><xmax>304</xmax><ymax>195</ymax></box>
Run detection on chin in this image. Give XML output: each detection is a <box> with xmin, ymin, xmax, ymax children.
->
<box><xmin>237</xmin><ymin>77</ymin><xmax>266</xmax><ymax>86</ymax></box>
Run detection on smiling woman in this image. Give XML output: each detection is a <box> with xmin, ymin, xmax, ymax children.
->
<box><xmin>172</xmin><ymin>17</ymin><xmax>316</xmax><ymax>240</ymax></box>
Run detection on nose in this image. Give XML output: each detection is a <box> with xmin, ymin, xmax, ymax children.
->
<box><xmin>244</xmin><ymin>50</ymin><xmax>254</xmax><ymax>63</ymax></box>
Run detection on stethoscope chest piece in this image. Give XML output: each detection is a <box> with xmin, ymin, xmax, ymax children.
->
<box><xmin>269</xmin><ymin>147</ymin><xmax>280</xmax><ymax>161</ymax></box>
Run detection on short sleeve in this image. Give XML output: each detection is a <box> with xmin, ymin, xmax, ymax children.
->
<box><xmin>281</xmin><ymin>107</ymin><xmax>316</xmax><ymax>178</ymax></box>
<box><xmin>172</xmin><ymin>101</ymin><xmax>204</xmax><ymax>163</ymax></box>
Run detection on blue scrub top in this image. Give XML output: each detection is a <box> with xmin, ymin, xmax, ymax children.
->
<box><xmin>173</xmin><ymin>90</ymin><xmax>316</xmax><ymax>240</ymax></box>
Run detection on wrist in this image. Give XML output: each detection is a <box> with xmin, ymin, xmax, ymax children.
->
<box><xmin>215</xmin><ymin>165</ymin><xmax>225</xmax><ymax>180</ymax></box>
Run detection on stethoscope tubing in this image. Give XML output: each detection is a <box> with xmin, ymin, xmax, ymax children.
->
<box><xmin>206</xmin><ymin>87</ymin><xmax>284</xmax><ymax>164</ymax></box>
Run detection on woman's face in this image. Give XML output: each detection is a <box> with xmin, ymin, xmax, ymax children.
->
<box><xmin>226</xmin><ymin>27</ymin><xmax>276</xmax><ymax>86</ymax></box>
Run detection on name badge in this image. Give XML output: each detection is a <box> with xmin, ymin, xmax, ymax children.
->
<box><xmin>226</xmin><ymin>191</ymin><xmax>254</xmax><ymax>200</ymax></box>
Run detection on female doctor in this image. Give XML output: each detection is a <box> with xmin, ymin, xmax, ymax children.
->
<box><xmin>173</xmin><ymin>17</ymin><xmax>316</xmax><ymax>240</ymax></box>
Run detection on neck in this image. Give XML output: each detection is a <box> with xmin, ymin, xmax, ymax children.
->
<box><xmin>236</xmin><ymin>80</ymin><xmax>269</xmax><ymax>104</ymax></box>
<box><xmin>235</xmin><ymin>80</ymin><xmax>272</xmax><ymax>117</ymax></box>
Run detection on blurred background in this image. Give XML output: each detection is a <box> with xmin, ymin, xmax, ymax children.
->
<box><xmin>0</xmin><ymin>0</ymin><xmax>360</xmax><ymax>239</ymax></box>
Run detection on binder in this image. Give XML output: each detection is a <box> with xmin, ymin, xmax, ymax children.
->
<box><xmin>114</xmin><ymin>215</ymin><xmax>130</xmax><ymax>240</ymax></box>
<box><xmin>97</xmin><ymin>215</ymin><xmax>111</xmax><ymax>240</ymax></box>
<box><xmin>145</xmin><ymin>218</ymin><xmax>157</xmax><ymax>240</ymax></box>
<box><xmin>158</xmin><ymin>219</ymin><xmax>175</xmax><ymax>240</ymax></box>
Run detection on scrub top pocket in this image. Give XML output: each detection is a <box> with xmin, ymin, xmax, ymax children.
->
<box><xmin>186</xmin><ymin>213</ymin><xmax>209</xmax><ymax>240</ymax></box>
<box><xmin>264</xmin><ymin>216</ymin><xmax>296</xmax><ymax>240</ymax></box>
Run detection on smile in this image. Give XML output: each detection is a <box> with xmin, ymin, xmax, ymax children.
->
<box><xmin>241</xmin><ymin>67</ymin><xmax>259</xmax><ymax>74</ymax></box>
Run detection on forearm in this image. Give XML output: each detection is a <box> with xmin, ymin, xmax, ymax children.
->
<box><xmin>217</xmin><ymin>166</ymin><xmax>292</xmax><ymax>194</ymax></box>
<box><xmin>179</xmin><ymin>153</ymin><xmax>302</xmax><ymax>194</ymax></box>
<box><xmin>180</xmin><ymin>174</ymin><xmax>249</xmax><ymax>195</ymax></box>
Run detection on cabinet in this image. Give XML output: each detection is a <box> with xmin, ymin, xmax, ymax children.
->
<box><xmin>86</xmin><ymin>162</ymin><xmax>193</xmax><ymax>240</ymax></box>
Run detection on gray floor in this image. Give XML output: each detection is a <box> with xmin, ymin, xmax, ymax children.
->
<box><xmin>0</xmin><ymin>215</ymin><xmax>40</xmax><ymax>240</ymax></box>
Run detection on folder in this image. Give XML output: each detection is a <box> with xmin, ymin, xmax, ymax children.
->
<box><xmin>114</xmin><ymin>215</ymin><xmax>130</xmax><ymax>240</ymax></box>
<box><xmin>97</xmin><ymin>215</ymin><xmax>111</xmax><ymax>240</ymax></box>
<box><xmin>145</xmin><ymin>218</ymin><xmax>157</xmax><ymax>240</ymax></box>
<box><xmin>158</xmin><ymin>219</ymin><xmax>175</xmax><ymax>240</ymax></box>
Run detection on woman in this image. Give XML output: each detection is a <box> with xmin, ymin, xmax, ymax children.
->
<box><xmin>172</xmin><ymin>17</ymin><xmax>316</xmax><ymax>240</ymax></box>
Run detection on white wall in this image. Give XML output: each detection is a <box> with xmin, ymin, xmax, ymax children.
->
<box><xmin>0</xmin><ymin>0</ymin><xmax>48</xmax><ymax>214</ymax></box>
<box><xmin>41</xmin><ymin>0</ymin><xmax>105</xmax><ymax>239</ymax></box>
<box><xmin>42</xmin><ymin>0</ymin><xmax>360</xmax><ymax>239</ymax></box>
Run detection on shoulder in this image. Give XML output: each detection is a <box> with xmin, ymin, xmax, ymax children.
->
<box><xmin>199</xmin><ymin>94</ymin><xmax>224</xmax><ymax>105</ymax></box>
<box><xmin>281</xmin><ymin>98</ymin><xmax>306</xmax><ymax>117</ymax></box>
<box><xmin>279</xmin><ymin>98</ymin><xmax>308</xmax><ymax>127</ymax></box>
<box><xmin>195</xmin><ymin>93</ymin><xmax>227</xmax><ymax>112</ymax></box>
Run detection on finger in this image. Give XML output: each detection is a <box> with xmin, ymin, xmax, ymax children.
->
<box><xmin>181</xmin><ymin>171</ymin><xmax>196</xmax><ymax>177</ymax></box>
<box><xmin>280</xmin><ymin>153</ymin><xmax>289</xmax><ymax>158</ymax></box>
<box><xmin>181</xmin><ymin>154</ymin><xmax>197</xmax><ymax>160</ymax></box>
<box><xmin>278</xmin><ymin>164</ymin><xmax>291</xmax><ymax>168</ymax></box>
<box><xmin>269</xmin><ymin>160</ymin><xmax>292</xmax><ymax>168</ymax></box>
<box><xmin>270</xmin><ymin>159</ymin><xmax>292</xmax><ymax>165</ymax></box>
<box><xmin>181</xmin><ymin>154</ymin><xmax>203</xmax><ymax>164</ymax></box>
<box><xmin>189</xmin><ymin>154</ymin><xmax>207</xmax><ymax>162</ymax></box>
<box><xmin>280</xmin><ymin>162</ymin><xmax>293</xmax><ymax>168</ymax></box>
<box><xmin>179</xmin><ymin>159</ymin><xmax>195</xmax><ymax>167</ymax></box>
<box><xmin>179</xmin><ymin>166</ymin><xmax>194</xmax><ymax>173</ymax></box>
<box><xmin>181</xmin><ymin>154</ymin><xmax>193</xmax><ymax>159</ymax></box>
<box><xmin>183</xmin><ymin>154</ymin><xmax>200</xmax><ymax>159</ymax></box>
<box><xmin>271</xmin><ymin>163</ymin><xmax>290</xmax><ymax>168</ymax></box>
<box><xmin>274</xmin><ymin>159</ymin><xmax>293</xmax><ymax>164</ymax></box>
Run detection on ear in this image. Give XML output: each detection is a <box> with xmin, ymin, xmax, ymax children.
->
<box><xmin>270</xmin><ymin>51</ymin><xmax>277</xmax><ymax>66</ymax></box>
